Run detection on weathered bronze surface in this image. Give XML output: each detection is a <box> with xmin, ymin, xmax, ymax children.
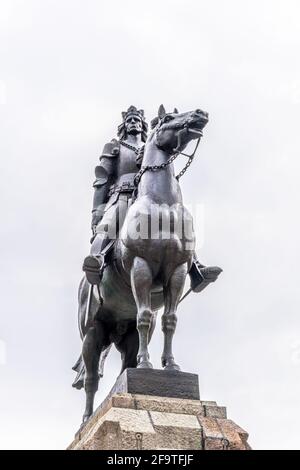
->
<box><xmin>73</xmin><ymin>105</ymin><xmax>222</xmax><ymax>422</ymax></box>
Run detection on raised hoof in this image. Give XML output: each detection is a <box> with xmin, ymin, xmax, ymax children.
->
<box><xmin>82</xmin><ymin>255</ymin><xmax>104</xmax><ymax>285</ymax></box>
<box><xmin>137</xmin><ymin>361</ymin><xmax>153</xmax><ymax>369</ymax></box>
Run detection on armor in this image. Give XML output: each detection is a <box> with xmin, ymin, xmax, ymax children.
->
<box><xmin>83</xmin><ymin>106</ymin><xmax>221</xmax><ymax>291</ymax></box>
<box><xmin>91</xmin><ymin>139</ymin><xmax>141</xmax><ymax>237</ymax></box>
<box><xmin>91</xmin><ymin>139</ymin><xmax>119</xmax><ymax>230</ymax></box>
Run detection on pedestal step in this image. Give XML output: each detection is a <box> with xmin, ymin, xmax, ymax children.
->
<box><xmin>68</xmin><ymin>393</ymin><xmax>251</xmax><ymax>450</ymax></box>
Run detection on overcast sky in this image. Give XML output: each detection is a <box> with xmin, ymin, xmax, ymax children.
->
<box><xmin>0</xmin><ymin>0</ymin><xmax>300</xmax><ymax>450</ymax></box>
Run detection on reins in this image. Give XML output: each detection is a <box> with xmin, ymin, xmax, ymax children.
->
<box><xmin>133</xmin><ymin>123</ymin><xmax>202</xmax><ymax>187</ymax></box>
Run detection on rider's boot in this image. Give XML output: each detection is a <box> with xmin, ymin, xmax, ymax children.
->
<box><xmin>82</xmin><ymin>254</ymin><xmax>105</xmax><ymax>285</ymax></box>
<box><xmin>83</xmin><ymin>228</ymin><xmax>112</xmax><ymax>285</ymax></box>
<box><xmin>189</xmin><ymin>257</ymin><xmax>222</xmax><ymax>293</ymax></box>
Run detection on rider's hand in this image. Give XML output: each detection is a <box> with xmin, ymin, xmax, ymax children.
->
<box><xmin>90</xmin><ymin>225</ymin><xmax>98</xmax><ymax>244</ymax></box>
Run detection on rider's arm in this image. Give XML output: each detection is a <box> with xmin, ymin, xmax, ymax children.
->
<box><xmin>91</xmin><ymin>140</ymin><xmax>119</xmax><ymax>234</ymax></box>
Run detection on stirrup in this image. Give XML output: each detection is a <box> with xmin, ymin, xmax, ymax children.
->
<box><xmin>190</xmin><ymin>264</ymin><xmax>222</xmax><ymax>293</ymax></box>
<box><xmin>82</xmin><ymin>255</ymin><xmax>104</xmax><ymax>285</ymax></box>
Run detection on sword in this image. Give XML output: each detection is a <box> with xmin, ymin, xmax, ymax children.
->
<box><xmin>179</xmin><ymin>287</ymin><xmax>192</xmax><ymax>304</ymax></box>
<box><xmin>84</xmin><ymin>284</ymin><xmax>94</xmax><ymax>328</ymax></box>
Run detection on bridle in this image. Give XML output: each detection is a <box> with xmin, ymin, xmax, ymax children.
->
<box><xmin>133</xmin><ymin>120</ymin><xmax>203</xmax><ymax>187</ymax></box>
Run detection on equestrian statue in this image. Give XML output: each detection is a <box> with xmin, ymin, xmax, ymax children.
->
<box><xmin>72</xmin><ymin>105</ymin><xmax>222</xmax><ymax>422</ymax></box>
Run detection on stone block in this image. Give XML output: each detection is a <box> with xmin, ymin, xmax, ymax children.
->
<box><xmin>110</xmin><ymin>368</ymin><xmax>200</xmax><ymax>400</ymax></box>
<box><xmin>68</xmin><ymin>392</ymin><xmax>251</xmax><ymax>451</ymax></box>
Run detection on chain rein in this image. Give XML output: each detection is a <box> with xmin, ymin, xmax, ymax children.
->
<box><xmin>132</xmin><ymin>123</ymin><xmax>200</xmax><ymax>187</ymax></box>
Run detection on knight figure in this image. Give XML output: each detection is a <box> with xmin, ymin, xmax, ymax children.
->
<box><xmin>82</xmin><ymin>105</ymin><xmax>219</xmax><ymax>292</ymax></box>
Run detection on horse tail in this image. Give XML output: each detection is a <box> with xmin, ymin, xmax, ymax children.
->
<box><xmin>72</xmin><ymin>344</ymin><xmax>112</xmax><ymax>390</ymax></box>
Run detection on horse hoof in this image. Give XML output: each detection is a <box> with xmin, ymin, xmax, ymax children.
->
<box><xmin>82</xmin><ymin>413</ymin><xmax>92</xmax><ymax>423</ymax></box>
<box><xmin>137</xmin><ymin>361</ymin><xmax>153</xmax><ymax>369</ymax></box>
<box><xmin>164</xmin><ymin>363</ymin><xmax>181</xmax><ymax>371</ymax></box>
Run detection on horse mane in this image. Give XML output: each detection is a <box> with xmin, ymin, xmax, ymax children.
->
<box><xmin>151</xmin><ymin>116</ymin><xmax>159</xmax><ymax>129</ymax></box>
<box><xmin>147</xmin><ymin>126</ymin><xmax>157</xmax><ymax>143</ymax></box>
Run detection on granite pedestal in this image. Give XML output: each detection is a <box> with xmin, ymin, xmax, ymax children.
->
<box><xmin>68</xmin><ymin>369</ymin><xmax>251</xmax><ymax>450</ymax></box>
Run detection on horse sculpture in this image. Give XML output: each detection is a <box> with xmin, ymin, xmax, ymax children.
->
<box><xmin>73</xmin><ymin>105</ymin><xmax>220</xmax><ymax>422</ymax></box>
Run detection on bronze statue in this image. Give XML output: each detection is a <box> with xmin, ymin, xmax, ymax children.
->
<box><xmin>73</xmin><ymin>105</ymin><xmax>222</xmax><ymax>422</ymax></box>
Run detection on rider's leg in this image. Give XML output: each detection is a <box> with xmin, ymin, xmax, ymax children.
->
<box><xmin>83</xmin><ymin>204</ymin><xmax>118</xmax><ymax>284</ymax></box>
<box><xmin>83</xmin><ymin>195</ymin><xmax>130</xmax><ymax>285</ymax></box>
<box><xmin>188</xmin><ymin>253</ymin><xmax>223</xmax><ymax>293</ymax></box>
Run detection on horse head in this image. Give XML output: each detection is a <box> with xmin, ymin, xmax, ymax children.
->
<box><xmin>151</xmin><ymin>104</ymin><xmax>209</xmax><ymax>154</ymax></box>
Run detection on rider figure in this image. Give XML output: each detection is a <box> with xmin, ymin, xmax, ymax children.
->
<box><xmin>83</xmin><ymin>106</ymin><xmax>220</xmax><ymax>292</ymax></box>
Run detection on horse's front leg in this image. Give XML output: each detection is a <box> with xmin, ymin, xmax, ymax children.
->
<box><xmin>131</xmin><ymin>256</ymin><xmax>154</xmax><ymax>369</ymax></box>
<box><xmin>162</xmin><ymin>263</ymin><xmax>188</xmax><ymax>371</ymax></box>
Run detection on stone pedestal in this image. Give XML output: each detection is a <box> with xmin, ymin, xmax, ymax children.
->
<box><xmin>108</xmin><ymin>368</ymin><xmax>200</xmax><ymax>400</ymax></box>
<box><xmin>68</xmin><ymin>370</ymin><xmax>251</xmax><ymax>450</ymax></box>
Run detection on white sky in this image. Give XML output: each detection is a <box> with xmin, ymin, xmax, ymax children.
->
<box><xmin>0</xmin><ymin>0</ymin><xmax>300</xmax><ymax>450</ymax></box>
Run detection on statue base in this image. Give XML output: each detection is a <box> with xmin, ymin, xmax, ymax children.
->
<box><xmin>68</xmin><ymin>369</ymin><xmax>251</xmax><ymax>450</ymax></box>
<box><xmin>108</xmin><ymin>368</ymin><xmax>200</xmax><ymax>400</ymax></box>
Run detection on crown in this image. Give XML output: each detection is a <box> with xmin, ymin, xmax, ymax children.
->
<box><xmin>121</xmin><ymin>105</ymin><xmax>145</xmax><ymax>121</ymax></box>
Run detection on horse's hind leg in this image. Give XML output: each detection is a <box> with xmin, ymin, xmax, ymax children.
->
<box><xmin>162</xmin><ymin>263</ymin><xmax>188</xmax><ymax>370</ymax></box>
<box><xmin>117</xmin><ymin>327</ymin><xmax>139</xmax><ymax>373</ymax></box>
<box><xmin>131</xmin><ymin>256</ymin><xmax>154</xmax><ymax>369</ymax></box>
<box><xmin>82</xmin><ymin>321</ymin><xmax>105</xmax><ymax>422</ymax></box>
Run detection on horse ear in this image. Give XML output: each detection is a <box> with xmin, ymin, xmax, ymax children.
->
<box><xmin>173</xmin><ymin>107</ymin><xmax>179</xmax><ymax>114</ymax></box>
<box><xmin>158</xmin><ymin>104</ymin><xmax>166</xmax><ymax>119</ymax></box>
